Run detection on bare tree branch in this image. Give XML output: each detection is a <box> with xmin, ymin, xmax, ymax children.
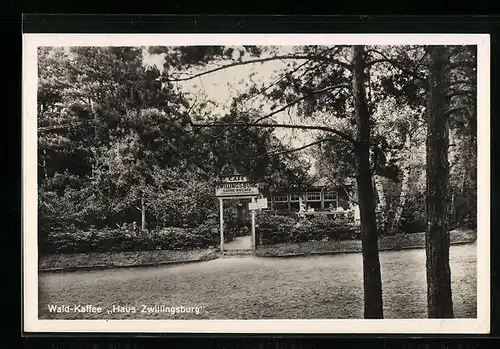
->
<box><xmin>365</xmin><ymin>49</ymin><xmax>427</xmax><ymax>81</ymax></box>
<box><xmin>342</xmin><ymin>184</ymin><xmax>358</xmax><ymax>205</ymax></box>
<box><xmin>266</xmin><ymin>138</ymin><xmax>333</xmax><ymax>157</ymax></box>
<box><xmin>280</xmin><ymin>83</ymin><xmax>350</xmax><ymax>114</ymax></box>
<box><xmin>297</xmin><ymin>59</ymin><xmax>330</xmax><ymax>80</ymax></box>
<box><xmin>409</xmin><ymin>120</ymin><xmax>427</xmax><ymax>137</ymax></box>
<box><xmin>212</xmin><ymin>51</ymin><xmax>337</xmax><ymax>139</ymax></box>
<box><xmin>448</xmin><ymin>79</ymin><xmax>475</xmax><ymax>88</ymax></box>
<box><xmin>445</xmin><ymin>105</ymin><xmax>470</xmax><ymax>116</ymax></box>
<box><xmin>229</xmin><ymin>83</ymin><xmax>351</xmax><ymax>138</ymax></box>
<box><xmin>250</xmin><ymin>83</ymin><xmax>350</xmax><ymax>123</ymax></box>
<box><xmin>242</xmin><ymin>46</ymin><xmax>343</xmax><ymax>105</ymax></box>
<box><xmin>163</xmin><ymin>54</ymin><xmax>352</xmax><ymax>82</ymax></box>
<box><xmin>448</xmin><ymin>61</ymin><xmax>476</xmax><ymax>70</ymax></box>
<box><xmin>38</xmin><ymin>121</ymin><xmax>89</xmax><ymax>132</ymax></box>
<box><xmin>446</xmin><ymin>89</ymin><xmax>475</xmax><ymax>98</ymax></box>
<box><xmin>283</xmin><ymin>47</ymin><xmax>347</xmax><ymax>94</ymax></box>
<box><xmin>185</xmin><ymin>94</ymin><xmax>198</xmax><ymax>115</ymax></box>
<box><xmin>192</xmin><ymin>122</ymin><xmax>356</xmax><ymax>144</ymax></box>
<box><xmin>447</xmin><ymin>45</ymin><xmax>473</xmax><ymax>58</ymax></box>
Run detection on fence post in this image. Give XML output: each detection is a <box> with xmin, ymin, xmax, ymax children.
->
<box><xmin>219</xmin><ymin>198</ymin><xmax>224</xmax><ymax>252</ymax></box>
<box><xmin>251</xmin><ymin>197</ymin><xmax>256</xmax><ymax>251</ymax></box>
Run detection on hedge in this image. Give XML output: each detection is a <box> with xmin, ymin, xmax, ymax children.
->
<box><xmin>40</xmin><ymin>222</ymin><xmax>236</xmax><ymax>255</ymax></box>
<box><xmin>258</xmin><ymin>212</ymin><xmax>359</xmax><ymax>246</ymax></box>
<box><xmin>41</xmin><ymin>213</ymin><xmax>361</xmax><ymax>253</ymax></box>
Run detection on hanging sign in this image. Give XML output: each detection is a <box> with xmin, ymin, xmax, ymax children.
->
<box><xmin>248</xmin><ymin>198</ymin><xmax>268</xmax><ymax>211</ymax></box>
<box><xmin>248</xmin><ymin>202</ymin><xmax>259</xmax><ymax>210</ymax></box>
<box><xmin>256</xmin><ymin>198</ymin><xmax>268</xmax><ymax>209</ymax></box>
<box><xmin>215</xmin><ymin>175</ymin><xmax>259</xmax><ymax>197</ymax></box>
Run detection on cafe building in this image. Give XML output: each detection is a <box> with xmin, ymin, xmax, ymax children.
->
<box><xmin>268</xmin><ymin>177</ymin><xmax>355</xmax><ymax>213</ymax></box>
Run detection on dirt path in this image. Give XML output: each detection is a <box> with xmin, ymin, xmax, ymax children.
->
<box><xmin>39</xmin><ymin>242</ymin><xmax>477</xmax><ymax>320</ymax></box>
<box><xmin>224</xmin><ymin>235</ymin><xmax>252</xmax><ymax>250</ymax></box>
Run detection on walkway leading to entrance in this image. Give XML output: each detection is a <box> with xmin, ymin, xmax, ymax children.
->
<box><xmin>224</xmin><ymin>235</ymin><xmax>252</xmax><ymax>250</ymax></box>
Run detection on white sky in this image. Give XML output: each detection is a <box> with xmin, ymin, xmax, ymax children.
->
<box><xmin>142</xmin><ymin>47</ymin><xmax>318</xmax><ymax>171</ymax></box>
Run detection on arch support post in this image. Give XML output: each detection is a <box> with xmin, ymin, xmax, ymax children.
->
<box><xmin>219</xmin><ymin>197</ymin><xmax>224</xmax><ymax>252</ymax></box>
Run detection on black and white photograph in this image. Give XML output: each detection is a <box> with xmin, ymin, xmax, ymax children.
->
<box><xmin>22</xmin><ymin>34</ymin><xmax>490</xmax><ymax>333</ymax></box>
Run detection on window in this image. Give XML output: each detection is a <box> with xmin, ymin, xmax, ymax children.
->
<box><xmin>323</xmin><ymin>191</ymin><xmax>338</xmax><ymax>201</ymax></box>
<box><xmin>273</xmin><ymin>202</ymin><xmax>288</xmax><ymax>210</ymax></box>
<box><xmin>290</xmin><ymin>193</ymin><xmax>303</xmax><ymax>202</ymax></box>
<box><xmin>308</xmin><ymin>201</ymin><xmax>322</xmax><ymax>210</ymax></box>
<box><xmin>273</xmin><ymin>194</ymin><xmax>288</xmax><ymax>202</ymax></box>
<box><xmin>306</xmin><ymin>192</ymin><xmax>321</xmax><ymax>201</ymax></box>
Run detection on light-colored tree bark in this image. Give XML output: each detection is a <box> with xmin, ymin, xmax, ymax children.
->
<box><xmin>390</xmin><ymin>131</ymin><xmax>412</xmax><ymax>234</ymax></box>
<box><xmin>140</xmin><ymin>194</ymin><xmax>147</xmax><ymax>233</ymax></box>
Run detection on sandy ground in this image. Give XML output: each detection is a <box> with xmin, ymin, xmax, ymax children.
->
<box><xmin>38</xmin><ymin>242</ymin><xmax>477</xmax><ymax>319</ymax></box>
<box><xmin>224</xmin><ymin>235</ymin><xmax>252</xmax><ymax>250</ymax></box>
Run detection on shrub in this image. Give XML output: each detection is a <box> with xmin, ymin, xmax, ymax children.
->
<box><xmin>191</xmin><ymin>220</ymin><xmax>221</xmax><ymax>247</ymax></box>
<box><xmin>43</xmin><ymin>231</ymin><xmax>77</xmax><ymax>254</ymax></box>
<box><xmin>150</xmin><ymin>181</ymin><xmax>217</xmax><ymax>228</ymax></box>
<box><xmin>40</xmin><ymin>220</ymin><xmax>224</xmax><ymax>255</ymax></box>
<box><xmin>452</xmin><ymin>189</ymin><xmax>477</xmax><ymax>229</ymax></box>
<box><xmin>257</xmin><ymin>212</ymin><xmax>296</xmax><ymax>245</ymax></box>
<box><xmin>155</xmin><ymin>227</ymin><xmax>201</xmax><ymax>250</ymax></box>
<box><xmin>399</xmin><ymin>191</ymin><xmax>427</xmax><ymax>233</ymax></box>
<box><xmin>308</xmin><ymin>215</ymin><xmax>359</xmax><ymax>241</ymax></box>
<box><xmin>306</xmin><ymin>216</ymin><xmax>333</xmax><ymax>240</ymax></box>
<box><xmin>257</xmin><ymin>212</ymin><xmax>359</xmax><ymax>246</ymax></box>
<box><xmin>290</xmin><ymin>219</ymin><xmax>321</xmax><ymax>243</ymax></box>
<box><xmin>226</xmin><ymin>220</ymin><xmax>251</xmax><ymax>238</ymax></box>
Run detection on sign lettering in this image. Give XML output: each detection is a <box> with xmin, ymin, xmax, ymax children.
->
<box><xmin>220</xmin><ymin>175</ymin><xmax>248</xmax><ymax>183</ymax></box>
<box><xmin>215</xmin><ymin>176</ymin><xmax>259</xmax><ymax>197</ymax></box>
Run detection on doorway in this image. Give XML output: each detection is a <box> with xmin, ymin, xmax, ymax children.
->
<box><xmin>218</xmin><ymin>196</ymin><xmax>258</xmax><ymax>254</ymax></box>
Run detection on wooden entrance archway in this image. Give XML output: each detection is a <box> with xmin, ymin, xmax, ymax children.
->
<box><xmin>218</xmin><ymin>195</ymin><xmax>258</xmax><ymax>253</ymax></box>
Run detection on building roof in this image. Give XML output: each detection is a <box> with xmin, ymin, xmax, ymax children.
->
<box><xmin>270</xmin><ymin>177</ymin><xmax>355</xmax><ymax>192</ymax></box>
<box><xmin>310</xmin><ymin>177</ymin><xmax>354</xmax><ymax>188</ymax></box>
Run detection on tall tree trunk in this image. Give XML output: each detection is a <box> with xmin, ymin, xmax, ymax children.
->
<box><xmin>426</xmin><ymin>46</ymin><xmax>454</xmax><ymax>318</ymax></box>
<box><xmin>390</xmin><ymin>132</ymin><xmax>411</xmax><ymax>234</ymax></box>
<box><xmin>141</xmin><ymin>195</ymin><xmax>147</xmax><ymax>233</ymax></box>
<box><xmin>351</xmin><ymin>45</ymin><xmax>384</xmax><ymax>319</ymax></box>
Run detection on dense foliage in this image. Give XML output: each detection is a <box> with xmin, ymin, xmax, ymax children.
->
<box><xmin>37</xmin><ymin>45</ymin><xmax>476</xmax><ymax>261</ymax></box>
<box><xmin>40</xmin><ymin>222</ymin><xmax>241</xmax><ymax>254</ymax></box>
<box><xmin>257</xmin><ymin>212</ymin><xmax>359</xmax><ymax>245</ymax></box>
<box><xmin>37</xmin><ymin>46</ymin><xmax>310</xmax><ymax>253</ymax></box>
<box><xmin>36</xmin><ymin>43</ymin><xmax>478</xmax><ymax>321</ymax></box>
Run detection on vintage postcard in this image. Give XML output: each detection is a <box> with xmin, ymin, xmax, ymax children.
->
<box><xmin>22</xmin><ymin>33</ymin><xmax>490</xmax><ymax>333</ymax></box>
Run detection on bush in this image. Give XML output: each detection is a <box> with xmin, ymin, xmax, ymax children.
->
<box><xmin>257</xmin><ymin>212</ymin><xmax>358</xmax><ymax>246</ymax></box>
<box><xmin>226</xmin><ymin>220</ymin><xmax>251</xmax><ymax>238</ymax></box>
<box><xmin>40</xmin><ymin>220</ymin><xmax>222</xmax><ymax>255</ymax></box>
<box><xmin>155</xmin><ymin>227</ymin><xmax>202</xmax><ymax>250</ymax></box>
<box><xmin>452</xmin><ymin>189</ymin><xmax>477</xmax><ymax>229</ymax></box>
<box><xmin>150</xmin><ymin>181</ymin><xmax>216</xmax><ymax>228</ymax></box>
<box><xmin>308</xmin><ymin>215</ymin><xmax>359</xmax><ymax>241</ymax></box>
<box><xmin>400</xmin><ymin>191</ymin><xmax>426</xmax><ymax>233</ymax></box>
<box><xmin>290</xmin><ymin>219</ymin><xmax>321</xmax><ymax>243</ymax></box>
<box><xmin>257</xmin><ymin>212</ymin><xmax>296</xmax><ymax>245</ymax></box>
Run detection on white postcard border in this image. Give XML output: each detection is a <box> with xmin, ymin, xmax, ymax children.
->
<box><xmin>22</xmin><ymin>33</ymin><xmax>490</xmax><ymax>334</ymax></box>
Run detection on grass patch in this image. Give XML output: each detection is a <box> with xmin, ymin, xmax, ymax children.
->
<box><xmin>255</xmin><ymin>229</ymin><xmax>476</xmax><ymax>257</ymax></box>
<box><xmin>39</xmin><ymin>248</ymin><xmax>219</xmax><ymax>272</ymax></box>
